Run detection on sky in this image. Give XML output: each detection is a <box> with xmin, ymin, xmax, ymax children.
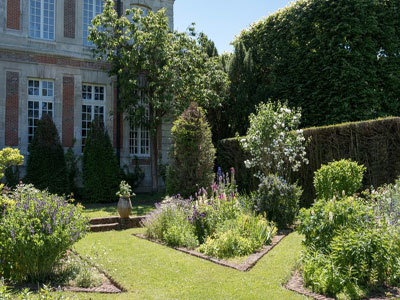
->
<box><xmin>174</xmin><ymin>0</ymin><xmax>295</xmax><ymax>54</ymax></box>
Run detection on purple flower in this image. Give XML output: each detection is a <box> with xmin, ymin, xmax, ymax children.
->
<box><xmin>217</xmin><ymin>167</ymin><xmax>222</xmax><ymax>178</ymax></box>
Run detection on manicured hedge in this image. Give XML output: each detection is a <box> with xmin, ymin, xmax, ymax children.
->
<box><xmin>217</xmin><ymin>117</ymin><xmax>400</xmax><ymax>207</ymax></box>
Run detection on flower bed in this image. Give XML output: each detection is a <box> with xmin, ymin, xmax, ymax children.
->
<box><xmin>141</xmin><ymin>170</ymin><xmax>278</xmax><ymax>263</ymax></box>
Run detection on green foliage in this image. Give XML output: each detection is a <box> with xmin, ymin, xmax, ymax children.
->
<box><xmin>82</xmin><ymin>119</ymin><xmax>121</xmax><ymax>203</ymax></box>
<box><xmin>298</xmin><ymin>195</ymin><xmax>400</xmax><ymax>298</ymax></box>
<box><xmin>143</xmin><ymin>198</ymin><xmax>199</xmax><ymax>249</ymax></box>
<box><xmin>121</xmin><ymin>159</ymin><xmax>144</xmax><ymax>190</ymax></box>
<box><xmin>65</xmin><ymin>143</ymin><xmax>80</xmax><ymax>197</ymax></box>
<box><xmin>208</xmin><ymin>41</ymin><xmax>257</xmax><ymax>140</ymax></box>
<box><xmin>314</xmin><ymin>159</ymin><xmax>366</xmax><ymax>200</ymax></box>
<box><xmin>297</xmin><ymin>196</ymin><xmax>374</xmax><ymax>252</ymax></box>
<box><xmin>254</xmin><ymin>174</ymin><xmax>302</xmax><ymax>229</ymax></box>
<box><xmin>199</xmin><ymin>214</ymin><xmax>276</xmax><ymax>258</ymax></box>
<box><xmin>232</xmin><ymin>0</ymin><xmax>400</xmax><ymax>130</ymax></box>
<box><xmin>364</xmin><ymin>177</ymin><xmax>400</xmax><ymax>225</ymax></box>
<box><xmin>24</xmin><ymin>115</ymin><xmax>68</xmax><ymax>195</ymax></box>
<box><xmin>0</xmin><ymin>283</ymin><xmax>72</xmax><ymax>300</ymax></box>
<box><xmin>0</xmin><ymin>148</ymin><xmax>23</xmax><ymax>180</ymax></box>
<box><xmin>166</xmin><ymin>103</ymin><xmax>216</xmax><ymax>198</ymax></box>
<box><xmin>116</xmin><ymin>180</ymin><xmax>134</xmax><ymax>198</ymax></box>
<box><xmin>241</xmin><ymin>101</ymin><xmax>308</xmax><ymax>180</ymax></box>
<box><xmin>145</xmin><ymin>172</ymin><xmax>277</xmax><ymax>259</ymax></box>
<box><xmin>0</xmin><ymin>184</ymin><xmax>88</xmax><ymax>283</ymax></box>
<box><xmin>4</xmin><ymin>166</ymin><xmax>19</xmax><ymax>189</ymax></box>
<box><xmin>89</xmin><ymin>0</ymin><xmax>228</xmax><ymax>190</ymax></box>
<box><xmin>218</xmin><ymin>117</ymin><xmax>400</xmax><ymax>206</ymax></box>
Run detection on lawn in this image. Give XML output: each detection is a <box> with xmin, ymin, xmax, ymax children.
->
<box><xmin>80</xmin><ymin>193</ymin><xmax>164</xmax><ymax>218</ymax></box>
<box><xmin>66</xmin><ymin>229</ymin><xmax>308</xmax><ymax>300</ymax></box>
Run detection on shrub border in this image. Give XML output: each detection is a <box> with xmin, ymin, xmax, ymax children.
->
<box><xmin>133</xmin><ymin>229</ymin><xmax>291</xmax><ymax>272</ymax></box>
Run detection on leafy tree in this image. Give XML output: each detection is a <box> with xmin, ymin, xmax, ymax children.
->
<box><xmin>25</xmin><ymin>115</ymin><xmax>68</xmax><ymax>195</ymax></box>
<box><xmin>0</xmin><ymin>148</ymin><xmax>23</xmax><ymax>180</ymax></box>
<box><xmin>82</xmin><ymin>119</ymin><xmax>120</xmax><ymax>203</ymax></box>
<box><xmin>89</xmin><ymin>1</ymin><xmax>228</xmax><ymax>191</ymax></box>
<box><xmin>230</xmin><ymin>0</ymin><xmax>400</xmax><ymax>129</ymax></box>
<box><xmin>166</xmin><ymin>102</ymin><xmax>216</xmax><ymax>198</ymax></box>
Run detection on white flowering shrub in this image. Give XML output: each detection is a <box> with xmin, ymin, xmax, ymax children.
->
<box><xmin>241</xmin><ymin>101</ymin><xmax>308</xmax><ymax>180</ymax></box>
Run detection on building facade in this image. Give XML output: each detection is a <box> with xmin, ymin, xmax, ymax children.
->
<box><xmin>0</xmin><ymin>0</ymin><xmax>174</xmax><ymax>192</ymax></box>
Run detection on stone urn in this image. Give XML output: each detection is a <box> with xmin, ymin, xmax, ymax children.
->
<box><xmin>117</xmin><ymin>197</ymin><xmax>132</xmax><ymax>218</ymax></box>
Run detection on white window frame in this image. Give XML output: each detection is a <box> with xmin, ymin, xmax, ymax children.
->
<box><xmin>81</xmin><ymin>83</ymin><xmax>106</xmax><ymax>150</ymax></box>
<box><xmin>83</xmin><ymin>0</ymin><xmax>104</xmax><ymax>46</ymax></box>
<box><xmin>29</xmin><ymin>0</ymin><xmax>55</xmax><ymax>40</ymax></box>
<box><xmin>27</xmin><ymin>79</ymin><xmax>55</xmax><ymax>143</ymax></box>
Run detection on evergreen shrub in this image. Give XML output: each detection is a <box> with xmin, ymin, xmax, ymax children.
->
<box><xmin>82</xmin><ymin>119</ymin><xmax>120</xmax><ymax>203</ymax></box>
<box><xmin>166</xmin><ymin>102</ymin><xmax>216</xmax><ymax>198</ymax></box>
<box><xmin>254</xmin><ymin>174</ymin><xmax>302</xmax><ymax>229</ymax></box>
<box><xmin>24</xmin><ymin>115</ymin><xmax>68</xmax><ymax>195</ymax></box>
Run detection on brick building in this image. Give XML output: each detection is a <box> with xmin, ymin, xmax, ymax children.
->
<box><xmin>0</xmin><ymin>0</ymin><xmax>175</xmax><ymax>192</ymax></box>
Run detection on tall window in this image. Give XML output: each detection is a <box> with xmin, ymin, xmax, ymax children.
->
<box><xmin>129</xmin><ymin>105</ymin><xmax>150</xmax><ymax>157</ymax></box>
<box><xmin>83</xmin><ymin>0</ymin><xmax>104</xmax><ymax>46</ymax></box>
<box><xmin>29</xmin><ymin>0</ymin><xmax>55</xmax><ymax>40</ymax></box>
<box><xmin>28</xmin><ymin>79</ymin><xmax>54</xmax><ymax>143</ymax></box>
<box><xmin>82</xmin><ymin>84</ymin><xmax>105</xmax><ymax>150</ymax></box>
<box><xmin>129</xmin><ymin>76</ymin><xmax>150</xmax><ymax>157</ymax></box>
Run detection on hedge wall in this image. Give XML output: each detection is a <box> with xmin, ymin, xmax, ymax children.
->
<box><xmin>217</xmin><ymin>117</ymin><xmax>400</xmax><ymax>207</ymax></box>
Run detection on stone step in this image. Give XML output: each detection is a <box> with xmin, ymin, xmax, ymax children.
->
<box><xmin>90</xmin><ymin>223</ymin><xmax>120</xmax><ymax>232</ymax></box>
<box><xmin>89</xmin><ymin>216</ymin><xmax>147</xmax><ymax>232</ymax></box>
<box><xmin>90</xmin><ymin>216</ymin><xmax>120</xmax><ymax>225</ymax></box>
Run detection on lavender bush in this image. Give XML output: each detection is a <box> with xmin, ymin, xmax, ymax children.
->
<box><xmin>143</xmin><ymin>169</ymin><xmax>277</xmax><ymax>258</ymax></box>
<box><xmin>0</xmin><ymin>184</ymin><xmax>89</xmax><ymax>283</ymax></box>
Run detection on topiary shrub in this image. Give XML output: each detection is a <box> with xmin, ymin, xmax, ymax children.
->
<box><xmin>82</xmin><ymin>119</ymin><xmax>120</xmax><ymax>203</ymax></box>
<box><xmin>253</xmin><ymin>174</ymin><xmax>302</xmax><ymax>229</ymax></box>
<box><xmin>24</xmin><ymin>115</ymin><xmax>69</xmax><ymax>195</ymax></box>
<box><xmin>166</xmin><ymin>102</ymin><xmax>216</xmax><ymax>198</ymax></box>
<box><xmin>0</xmin><ymin>184</ymin><xmax>88</xmax><ymax>283</ymax></box>
<box><xmin>314</xmin><ymin>159</ymin><xmax>366</xmax><ymax>200</ymax></box>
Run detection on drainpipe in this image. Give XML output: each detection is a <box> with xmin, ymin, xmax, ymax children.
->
<box><xmin>116</xmin><ymin>0</ymin><xmax>122</xmax><ymax>165</ymax></box>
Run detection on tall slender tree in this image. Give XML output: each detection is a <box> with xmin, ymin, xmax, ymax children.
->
<box><xmin>89</xmin><ymin>0</ymin><xmax>228</xmax><ymax>191</ymax></box>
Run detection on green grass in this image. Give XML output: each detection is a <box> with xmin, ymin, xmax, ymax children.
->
<box><xmin>80</xmin><ymin>193</ymin><xmax>164</xmax><ymax>219</ymax></box>
<box><xmin>66</xmin><ymin>229</ymin><xmax>309</xmax><ymax>300</ymax></box>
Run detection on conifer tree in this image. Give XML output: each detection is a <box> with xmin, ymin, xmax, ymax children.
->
<box><xmin>25</xmin><ymin>115</ymin><xmax>68</xmax><ymax>195</ymax></box>
<box><xmin>82</xmin><ymin>119</ymin><xmax>120</xmax><ymax>203</ymax></box>
<box><xmin>166</xmin><ymin>103</ymin><xmax>216</xmax><ymax>198</ymax></box>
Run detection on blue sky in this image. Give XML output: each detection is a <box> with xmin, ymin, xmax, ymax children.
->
<box><xmin>174</xmin><ymin>0</ymin><xmax>295</xmax><ymax>54</ymax></box>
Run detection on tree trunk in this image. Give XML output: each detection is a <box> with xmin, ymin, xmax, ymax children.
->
<box><xmin>150</xmin><ymin>129</ymin><xmax>159</xmax><ymax>193</ymax></box>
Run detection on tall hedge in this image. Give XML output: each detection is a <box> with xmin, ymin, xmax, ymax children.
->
<box><xmin>82</xmin><ymin>119</ymin><xmax>120</xmax><ymax>203</ymax></box>
<box><xmin>166</xmin><ymin>102</ymin><xmax>216</xmax><ymax>198</ymax></box>
<box><xmin>24</xmin><ymin>115</ymin><xmax>69</xmax><ymax>195</ymax></box>
<box><xmin>217</xmin><ymin>117</ymin><xmax>400</xmax><ymax>207</ymax></box>
<box><xmin>225</xmin><ymin>0</ymin><xmax>400</xmax><ymax>134</ymax></box>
